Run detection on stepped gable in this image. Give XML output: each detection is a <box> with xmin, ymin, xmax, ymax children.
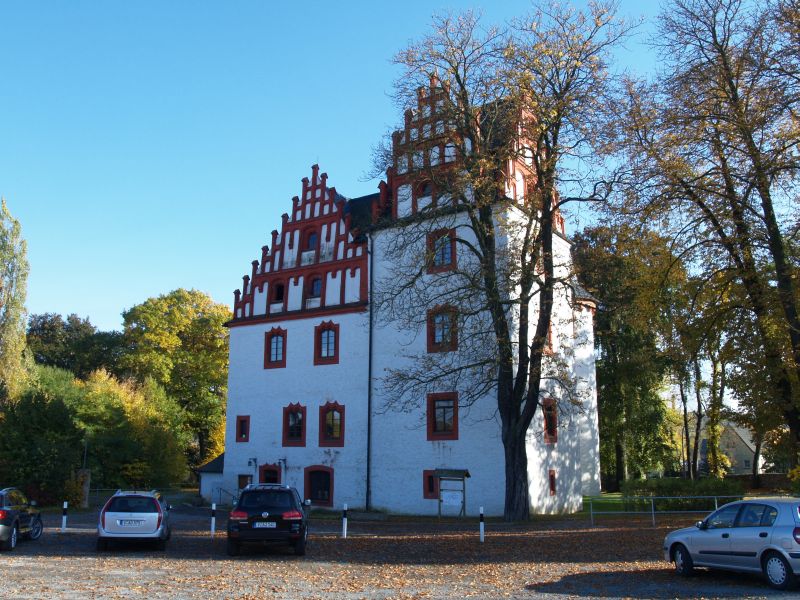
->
<box><xmin>232</xmin><ymin>165</ymin><xmax>370</xmax><ymax>323</ymax></box>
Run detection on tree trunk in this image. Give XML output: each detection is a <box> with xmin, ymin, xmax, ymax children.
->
<box><xmin>691</xmin><ymin>358</ymin><xmax>704</xmax><ymax>478</ymax></box>
<box><xmin>679</xmin><ymin>379</ymin><xmax>692</xmax><ymax>479</ymax></box>
<box><xmin>503</xmin><ymin>430</ymin><xmax>530</xmax><ymax>521</ymax></box>
<box><xmin>751</xmin><ymin>433</ymin><xmax>762</xmax><ymax>490</ymax></box>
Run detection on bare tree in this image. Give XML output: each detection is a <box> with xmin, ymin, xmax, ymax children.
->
<box><xmin>373</xmin><ymin>3</ymin><xmax>630</xmax><ymax>520</ymax></box>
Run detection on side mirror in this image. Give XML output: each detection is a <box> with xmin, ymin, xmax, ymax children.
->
<box><xmin>304</xmin><ymin>499</ymin><xmax>312</xmax><ymax>506</ymax></box>
<box><xmin>696</xmin><ymin>520</ymin><xmax>707</xmax><ymax>530</ymax></box>
<box><xmin>29</xmin><ymin>500</ymin><xmax>37</xmax><ymax>507</ymax></box>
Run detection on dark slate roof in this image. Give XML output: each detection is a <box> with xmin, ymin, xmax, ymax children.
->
<box><xmin>197</xmin><ymin>453</ymin><xmax>224</xmax><ymax>474</ymax></box>
<box><xmin>345</xmin><ymin>193</ymin><xmax>380</xmax><ymax>233</ymax></box>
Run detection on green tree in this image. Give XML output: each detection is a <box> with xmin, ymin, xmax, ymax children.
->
<box><xmin>0</xmin><ymin>198</ymin><xmax>29</xmax><ymax>400</ymax></box>
<box><xmin>121</xmin><ymin>289</ymin><xmax>229</xmax><ymax>465</ymax></box>
<box><xmin>27</xmin><ymin>313</ymin><xmax>125</xmax><ymax>378</ymax></box>
<box><xmin>30</xmin><ymin>365</ymin><xmax>189</xmax><ymax>488</ymax></box>
<box><xmin>0</xmin><ymin>387</ymin><xmax>83</xmax><ymax>503</ymax></box>
<box><xmin>573</xmin><ymin>225</ymin><xmax>677</xmax><ymax>486</ymax></box>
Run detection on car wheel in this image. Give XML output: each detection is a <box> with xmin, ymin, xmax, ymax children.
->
<box><xmin>226</xmin><ymin>539</ymin><xmax>240</xmax><ymax>557</ymax></box>
<box><xmin>96</xmin><ymin>538</ymin><xmax>108</xmax><ymax>552</ymax></box>
<box><xmin>294</xmin><ymin>528</ymin><xmax>307</xmax><ymax>556</ymax></box>
<box><xmin>27</xmin><ymin>517</ymin><xmax>43</xmax><ymax>541</ymax></box>
<box><xmin>673</xmin><ymin>544</ymin><xmax>693</xmax><ymax>576</ymax></box>
<box><xmin>763</xmin><ymin>552</ymin><xmax>795</xmax><ymax>590</ymax></box>
<box><xmin>1</xmin><ymin>524</ymin><xmax>18</xmax><ymax>551</ymax></box>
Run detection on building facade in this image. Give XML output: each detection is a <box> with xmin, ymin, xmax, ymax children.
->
<box><xmin>217</xmin><ymin>84</ymin><xmax>601</xmax><ymax>516</ymax></box>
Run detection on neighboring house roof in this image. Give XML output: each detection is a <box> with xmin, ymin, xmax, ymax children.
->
<box><xmin>198</xmin><ymin>453</ymin><xmax>224</xmax><ymax>474</ymax></box>
<box><xmin>726</xmin><ymin>422</ymin><xmax>757</xmax><ymax>453</ymax></box>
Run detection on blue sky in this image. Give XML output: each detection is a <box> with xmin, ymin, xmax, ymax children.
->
<box><xmin>1</xmin><ymin>1</ymin><xmax>660</xmax><ymax>331</ymax></box>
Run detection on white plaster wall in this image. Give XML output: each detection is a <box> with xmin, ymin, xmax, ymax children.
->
<box><xmin>397</xmin><ymin>184</ymin><xmax>412</xmax><ymax>218</ymax></box>
<box><xmin>325</xmin><ymin>271</ymin><xmax>342</xmax><ymax>306</ymax></box>
<box><xmin>253</xmin><ymin>284</ymin><xmax>268</xmax><ymax>317</ymax></box>
<box><xmin>199</xmin><ymin>473</ymin><xmax>223</xmax><ymax>503</ymax></box>
<box><xmin>344</xmin><ymin>269</ymin><xmax>361</xmax><ymax>304</ymax></box>
<box><xmin>224</xmin><ymin>311</ymin><xmax>370</xmax><ymax>510</ymax></box>
<box><xmin>369</xmin><ymin>224</ymin><xmax>507</xmax><ymax>517</ymax></box>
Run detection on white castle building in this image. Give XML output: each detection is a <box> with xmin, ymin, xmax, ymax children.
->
<box><xmin>210</xmin><ymin>83</ymin><xmax>601</xmax><ymax>516</ymax></box>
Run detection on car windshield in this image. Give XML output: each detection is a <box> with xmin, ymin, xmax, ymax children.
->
<box><xmin>107</xmin><ymin>496</ymin><xmax>159</xmax><ymax>513</ymax></box>
<box><xmin>240</xmin><ymin>491</ymin><xmax>292</xmax><ymax>510</ymax></box>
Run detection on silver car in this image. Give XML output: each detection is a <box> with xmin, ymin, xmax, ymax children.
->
<box><xmin>97</xmin><ymin>490</ymin><xmax>172</xmax><ymax>551</ymax></box>
<box><xmin>663</xmin><ymin>498</ymin><xmax>800</xmax><ymax>590</ymax></box>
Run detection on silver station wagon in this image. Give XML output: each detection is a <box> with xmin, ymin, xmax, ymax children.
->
<box><xmin>97</xmin><ymin>490</ymin><xmax>172</xmax><ymax>551</ymax></box>
<box><xmin>663</xmin><ymin>498</ymin><xmax>800</xmax><ymax>590</ymax></box>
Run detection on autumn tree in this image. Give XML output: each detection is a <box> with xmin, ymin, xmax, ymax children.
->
<box><xmin>375</xmin><ymin>3</ymin><xmax>630</xmax><ymax>520</ymax></box>
<box><xmin>613</xmin><ymin>0</ymin><xmax>800</xmax><ymax>463</ymax></box>
<box><xmin>573</xmin><ymin>225</ymin><xmax>678</xmax><ymax>487</ymax></box>
<box><xmin>0</xmin><ymin>198</ymin><xmax>29</xmax><ymax>401</ymax></box>
<box><xmin>121</xmin><ymin>288</ymin><xmax>229</xmax><ymax>465</ymax></box>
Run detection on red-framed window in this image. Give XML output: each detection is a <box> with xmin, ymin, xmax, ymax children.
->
<box><xmin>264</xmin><ymin>327</ymin><xmax>287</xmax><ymax>369</ymax></box>
<box><xmin>549</xmin><ymin>469</ymin><xmax>557</xmax><ymax>496</ymax></box>
<box><xmin>319</xmin><ymin>401</ymin><xmax>345</xmax><ymax>447</ymax></box>
<box><xmin>258</xmin><ymin>463</ymin><xmax>281</xmax><ymax>484</ymax></box>
<box><xmin>423</xmin><ymin>470</ymin><xmax>440</xmax><ymax>499</ymax></box>
<box><xmin>426</xmin><ymin>392</ymin><xmax>459</xmax><ymax>441</ymax></box>
<box><xmin>427</xmin><ymin>306</ymin><xmax>458</xmax><ymax>352</ymax></box>
<box><xmin>314</xmin><ymin>321</ymin><xmax>340</xmax><ymax>365</ymax></box>
<box><xmin>282</xmin><ymin>403</ymin><xmax>306</xmax><ymax>447</ymax></box>
<box><xmin>235</xmin><ymin>415</ymin><xmax>250</xmax><ymax>443</ymax></box>
<box><xmin>304</xmin><ymin>465</ymin><xmax>333</xmax><ymax>507</ymax></box>
<box><xmin>542</xmin><ymin>397</ymin><xmax>558</xmax><ymax>444</ymax></box>
<box><xmin>427</xmin><ymin>229</ymin><xmax>456</xmax><ymax>273</ymax></box>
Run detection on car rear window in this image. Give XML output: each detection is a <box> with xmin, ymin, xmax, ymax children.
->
<box><xmin>107</xmin><ymin>496</ymin><xmax>159</xmax><ymax>513</ymax></box>
<box><xmin>239</xmin><ymin>491</ymin><xmax>293</xmax><ymax>510</ymax></box>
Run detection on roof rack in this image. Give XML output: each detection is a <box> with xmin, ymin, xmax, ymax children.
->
<box><xmin>242</xmin><ymin>483</ymin><xmax>290</xmax><ymax>491</ymax></box>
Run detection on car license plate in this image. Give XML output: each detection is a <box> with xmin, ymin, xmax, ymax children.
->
<box><xmin>119</xmin><ymin>520</ymin><xmax>144</xmax><ymax>527</ymax></box>
<box><xmin>253</xmin><ymin>522</ymin><xmax>276</xmax><ymax>528</ymax></box>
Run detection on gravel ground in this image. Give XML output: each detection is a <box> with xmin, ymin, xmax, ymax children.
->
<box><xmin>0</xmin><ymin>508</ymin><xmax>797</xmax><ymax>599</ymax></box>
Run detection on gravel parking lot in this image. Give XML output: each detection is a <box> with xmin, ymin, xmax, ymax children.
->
<box><xmin>0</xmin><ymin>508</ymin><xmax>797</xmax><ymax>599</ymax></box>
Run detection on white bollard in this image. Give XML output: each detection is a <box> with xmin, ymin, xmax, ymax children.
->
<box><xmin>479</xmin><ymin>506</ymin><xmax>485</xmax><ymax>543</ymax></box>
<box><xmin>342</xmin><ymin>503</ymin><xmax>348</xmax><ymax>539</ymax></box>
<box><xmin>61</xmin><ymin>501</ymin><xmax>68</xmax><ymax>532</ymax></box>
<box><xmin>211</xmin><ymin>503</ymin><xmax>216</xmax><ymax>538</ymax></box>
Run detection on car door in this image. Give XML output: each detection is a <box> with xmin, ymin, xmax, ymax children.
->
<box><xmin>728</xmin><ymin>503</ymin><xmax>777</xmax><ymax>571</ymax></box>
<box><xmin>693</xmin><ymin>503</ymin><xmax>741</xmax><ymax>568</ymax></box>
<box><xmin>10</xmin><ymin>491</ymin><xmax>31</xmax><ymax>532</ymax></box>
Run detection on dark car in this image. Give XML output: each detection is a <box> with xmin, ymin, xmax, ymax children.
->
<box><xmin>226</xmin><ymin>484</ymin><xmax>310</xmax><ymax>556</ymax></box>
<box><xmin>0</xmin><ymin>487</ymin><xmax>43</xmax><ymax>551</ymax></box>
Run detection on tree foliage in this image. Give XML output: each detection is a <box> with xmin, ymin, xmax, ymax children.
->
<box><xmin>0</xmin><ymin>387</ymin><xmax>83</xmax><ymax>503</ymax></box>
<box><xmin>27</xmin><ymin>313</ymin><xmax>125</xmax><ymax>379</ymax></box>
<box><xmin>573</xmin><ymin>225</ymin><xmax>677</xmax><ymax>485</ymax></box>
<box><xmin>0</xmin><ymin>198</ymin><xmax>29</xmax><ymax>400</ymax></box>
<box><xmin>612</xmin><ymin>0</ymin><xmax>800</xmax><ymax>463</ymax></box>
<box><xmin>121</xmin><ymin>288</ymin><xmax>229</xmax><ymax>465</ymax></box>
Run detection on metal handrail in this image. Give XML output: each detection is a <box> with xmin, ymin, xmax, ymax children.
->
<box><xmin>213</xmin><ymin>486</ymin><xmax>238</xmax><ymax>506</ymax></box>
<box><xmin>586</xmin><ymin>494</ymin><xmax>759</xmax><ymax>527</ymax></box>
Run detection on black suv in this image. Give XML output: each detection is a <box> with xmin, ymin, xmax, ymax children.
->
<box><xmin>0</xmin><ymin>487</ymin><xmax>43</xmax><ymax>551</ymax></box>
<box><xmin>226</xmin><ymin>484</ymin><xmax>310</xmax><ymax>556</ymax></box>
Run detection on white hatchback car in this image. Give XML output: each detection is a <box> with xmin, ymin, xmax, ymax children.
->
<box><xmin>97</xmin><ymin>490</ymin><xmax>172</xmax><ymax>551</ymax></box>
<box><xmin>663</xmin><ymin>498</ymin><xmax>800</xmax><ymax>590</ymax></box>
